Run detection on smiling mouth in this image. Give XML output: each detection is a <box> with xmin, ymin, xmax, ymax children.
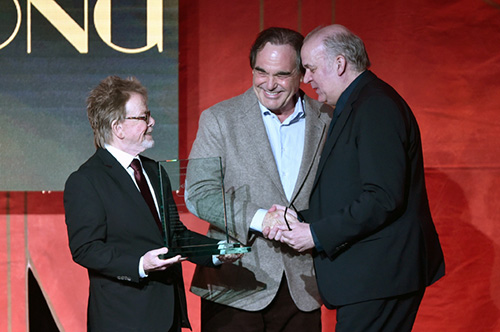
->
<box><xmin>263</xmin><ymin>90</ymin><xmax>282</xmax><ymax>97</ymax></box>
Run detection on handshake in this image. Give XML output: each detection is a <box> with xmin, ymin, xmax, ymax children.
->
<box><xmin>261</xmin><ymin>205</ymin><xmax>315</xmax><ymax>252</ymax></box>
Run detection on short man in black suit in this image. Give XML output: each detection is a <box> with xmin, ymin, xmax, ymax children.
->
<box><xmin>265</xmin><ymin>25</ymin><xmax>445</xmax><ymax>331</ymax></box>
<box><xmin>64</xmin><ymin>76</ymin><xmax>231</xmax><ymax>331</ymax></box>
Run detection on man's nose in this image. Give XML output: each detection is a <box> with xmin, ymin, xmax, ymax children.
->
<box><xmin>148</xmin><ymin>115</ymin><xmax>155</xmax><ymax>127</ymax></box>
<box><xmin>303</xmin><ymin>70</ymin><xmax>313</xmax><ymax>84</ymax></box>
<box><xmin>265</xmin><ymin>75</ymin><xmax>277</xmax><ymax>90</ymax></box>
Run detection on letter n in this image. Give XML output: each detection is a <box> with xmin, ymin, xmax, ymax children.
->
<box><xmin>27</xmin><ymin>0</ymin><xmax>88</xmax><ymax>53</ymax></box>
<box><xmin>94</xmin><ymin>0</ymin><xmax>163</xmax><ymax>54</ymax></box>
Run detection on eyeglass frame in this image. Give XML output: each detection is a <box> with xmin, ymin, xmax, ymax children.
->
<box><xmin>125</xmin><ymin>110</ymin><xmax>151</xmax><ymax>123</ymax></box>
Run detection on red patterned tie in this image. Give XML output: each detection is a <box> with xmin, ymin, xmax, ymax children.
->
<box><xmin>129</xmin><ymin>159</ymin><xmax>163</xmax><ymax>232</ymax></box>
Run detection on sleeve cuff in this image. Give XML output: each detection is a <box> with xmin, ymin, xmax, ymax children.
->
<box><xmin>249</xmin><ymin>209</ymin><xmax>268</xmax><ymax>233</ymax></box>
<box><xmin>212</xmin><ymin>240</ymin><xmax>227</xmax><ymax>265</ymax></box>
<box><xmin>139</xmin><ymin>256</ymin><xmax>148</xmax><ymax>278</ymax></box>
<box><xmin>310</xmin><ymin>225</ymin><xmax>324</xmax><ymax>252</ymax></box>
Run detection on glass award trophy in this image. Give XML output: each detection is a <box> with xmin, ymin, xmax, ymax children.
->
<box><xmin>157</xmin><ymin>157</ymin><xmax>251</xmax><ymax>258</ymax></box>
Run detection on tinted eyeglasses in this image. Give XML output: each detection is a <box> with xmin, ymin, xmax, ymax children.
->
<box><xmin>125</xmin><ymin>110</ymin><xmax>151</xmax><ymax>123</ymax></box>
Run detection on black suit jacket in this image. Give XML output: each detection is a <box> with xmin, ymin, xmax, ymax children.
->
<box><xmin>64</xmin><ymin>148</ymin><xmax>216</xmax><ymax>331</ymax></box>
<box><xmin>303</xmin><ymin>71</ymin><xmax>445</xmax><ymax>307</ymax></box>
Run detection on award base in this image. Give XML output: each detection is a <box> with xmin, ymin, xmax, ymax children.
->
<box><xmin>159</xmin><ymin>242</ymin><xmax>251</xmax><ymax>259</ymax></box>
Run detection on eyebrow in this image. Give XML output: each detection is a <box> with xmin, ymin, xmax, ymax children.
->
<box><xmin>254</xmin><ymin>66</ymin><xmax>293</xmax><ymax>76</ymax></box>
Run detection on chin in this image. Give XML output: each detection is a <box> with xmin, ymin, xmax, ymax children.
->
<box><xmin>261</xmin><ymin>99</ymin><xmax>283</xmax><ymax>110</ymax></box>
<box><xmin>142</xmin><ymin>140</ymin><xmax>155</xmax><ymax>150</ymax></box>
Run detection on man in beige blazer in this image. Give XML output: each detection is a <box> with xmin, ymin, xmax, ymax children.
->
<box><xmin>185</xmin><ymin>27</ymin><xmax>331</xmax><ymax>332</ymax></box>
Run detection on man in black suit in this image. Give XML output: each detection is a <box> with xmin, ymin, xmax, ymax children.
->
<box><xmin>64</xmin><ymin>76</ymin><xmax>227</xmax><ymax>331</ymax></box>
<box><xmin>264</xmin><ymin>25</ymin><xmax>445</xmax><ymax>331</ymax></box>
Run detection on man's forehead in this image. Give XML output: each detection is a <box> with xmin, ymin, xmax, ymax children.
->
<box><xmin>255</xmin><ymin>45</ymin><xmax>297</xmax><ymax>72</ymax></box>
<box><xmin>302</xmin><ymin>40</ymin><xmax>326</xmax><ymax>62</ymax></box>
<box><xmin>257</xmin><ymin>43</ymin><xmax>295</xmax><ymax>59</ymax></box>
<box><xmin>125</xmin><ymin>93</ymin><xmax>147</xmax><ymax>112</ymax></box>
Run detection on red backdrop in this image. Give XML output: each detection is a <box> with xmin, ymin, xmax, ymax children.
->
<box><xmin>2</xmin><ymin>0</ymin><xmax>500</xmax><ymax>331</ymax></box>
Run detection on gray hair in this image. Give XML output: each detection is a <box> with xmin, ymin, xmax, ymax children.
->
<box><xmin>307</xmin><ymin>26</ymin><xmax>370</xmax><ymax>72</ymax></box>
<box><xmin>86</xmin><ymin>76</ymin><xmax>147</xmax><ymax>148</ymax></box>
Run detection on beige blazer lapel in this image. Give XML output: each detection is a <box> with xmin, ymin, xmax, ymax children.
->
<box><xmin>290</xmin><ymin>94</ymin><xmax>330</xmax><ymax>205</ymax></box>
<box><xmin>238</xmin><ymin>90</ymin><xmax>288</xmax><ymax>200</ymax></box>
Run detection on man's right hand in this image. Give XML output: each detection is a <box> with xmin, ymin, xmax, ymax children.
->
<box><xmin>262</xmin><ymin>209</ymin><xmax>287</xmax><ymax>229</ymax></box>
<box><xmin>142</xmin><ymin>247</ymin><xmax>186</xmax><ymax>274</ymax></box>
<box><xmin>262</xmin><ymin>204</ymin><xmax>299</xmax><ymax>237</ymax></box>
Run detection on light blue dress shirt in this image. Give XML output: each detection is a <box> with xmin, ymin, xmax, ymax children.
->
<box><xmin>250</xmin><ymin>96</ymin><xmax>306</xmax><ymax>232</ymax></box>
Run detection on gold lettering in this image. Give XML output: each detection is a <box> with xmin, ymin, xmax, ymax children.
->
<box><xmin>0</xmin><ymin>0</ymin><xmax>22</xmax><ymax>50</ymax></box>
<box><xmin>94</xmin><ymin>0</ymin><xmax>163</xmax><ymax>54</ymax></box>
<box><xmin>27</xmin><ymin>0</ymin><xmax>88</xmax><ymax>53</ymax></box>
<box><xmin>2</xmin><ymin>1</ymin><xmax>164</xmax><ymax>54</ymax></box>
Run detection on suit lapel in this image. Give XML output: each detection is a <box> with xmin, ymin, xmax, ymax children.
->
<box><xmin>239</xmin><ymin>89</ymin><xmax>287</xmax><ymax>199</ymax></box>
<box><xmin>142</xmin><ymin>158</ymin><xmax>167</xmax><ymax>238</ymax></box>
<box><xmin>97</xmin><ymin>149</ymin><xmax>163</xmax><ymax>237</ymax></box>
<box><xmin>290</xmin><ymin>94</ymin><xmax>328</xmax><ymax>203</ymax></box>
<box><xmin>313</xmin><ymin>71</ymin><xmax>377</xmax><ymax>189</ymax></box>
<box><xmin>141</xmin><ymin>158</ymin><xmax>161</xmax><ymax>204</ymax></box>
<box><xmin>97</xmin><ymin>149</ymin><xmax>142</xmax><ymax>203</ymax></box>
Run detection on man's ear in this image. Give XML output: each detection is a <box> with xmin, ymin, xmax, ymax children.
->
<box><xmin>112</xmin><ymin>119</ymin><xmax>124</xmax><ymax>140</ymax></box>
<box><xmin>336</xmin><ymin>55</ymin><xmax>347</xmax><ymax>76</ymax></box>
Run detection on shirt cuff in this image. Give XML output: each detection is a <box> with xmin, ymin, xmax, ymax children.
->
<box><xmin>212</xmin><ymin>240</ymin><xmax>227</xmax><ymax>265</ymax></box>
<box><xmin>139</xmin><ymin>256</ymin><xmax>148</xmax><ymax>278</ymax></box>
<box><xmin>249</xmin><ymin>209</ymin><xmax>268</xmax><ymax>233</ymax></box>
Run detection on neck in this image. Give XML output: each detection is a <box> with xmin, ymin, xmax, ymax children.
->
<box><xmin>107</xmin><ymin>141</ymin><xmax>141</xmax><ymax>158</ymax></box>
<box><xmin>345</xmin><ymin>69</ymin><xmax>364</xmax><ymax>86</ymax></box>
